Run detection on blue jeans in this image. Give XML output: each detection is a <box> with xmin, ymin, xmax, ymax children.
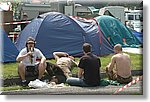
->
<box><xmin>66</xmin><ymin>77</ymin><xmax>90</xmax><ymax>87</ymax></box>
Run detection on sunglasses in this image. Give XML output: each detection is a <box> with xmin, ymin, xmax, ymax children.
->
<box><xmin>27</xmin><ymin>42</ymin><xmax>35</xmax><ymax>44</ymax></box>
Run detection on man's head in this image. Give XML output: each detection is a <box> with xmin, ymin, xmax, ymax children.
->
<box><xmin>114</xmin><ymin>44</ymin><xmax>122</xmax><ymax>54</ymax></box>
<box><xmin>22</xmin><ymin>13</ymin><xmax>28</xmax><ymax>20</ymax></box>
<box><xmin>26</xmin><ymin>37</ymin><xmax>36</xmax><ymax>49</ymax></box>
<box><xmin>82</xmin><ymin>43</ymin><xmax>92</xmax><ymax>53</ymax></box>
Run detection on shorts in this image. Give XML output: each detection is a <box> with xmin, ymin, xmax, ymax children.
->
<box><xmin>117</xmin><ymin>75</ymin><xmax>133</xmax><ymax>84</ymax></box>
<box><xmin>25</xmin><ymin>64</ymin><xmax>39</xmax><ymax>77</ymax></box>
<box><xmin>106</xmin><ymin>67</ymin><xmax>132</xmax><ymax>84</ymax></box>
<box><xmin>58</xmin><ymin>65</ymin><xmax>72</xmax><ymax>78</ymax></box>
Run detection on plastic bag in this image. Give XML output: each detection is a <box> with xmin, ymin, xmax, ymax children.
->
<box><xmin>28</xmin><ymin>79</ymin><xmax>50</xmax><ymax>89</ymax></box>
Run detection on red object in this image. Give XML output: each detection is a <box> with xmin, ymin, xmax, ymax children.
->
<box><xmin>113</xmin><ymin>77</ymin><xmax>140</xmax><ymax>94</ymax></box>
<box><xmin>0</xmin><ymin>21</ymin><xmax>31</xmax><ymax>26</ymax></box>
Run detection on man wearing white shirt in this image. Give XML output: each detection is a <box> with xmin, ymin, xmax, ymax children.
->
<box><xmin>16</xmin><ymin>37</ymin><xmax>47</xmax><ymax>86</ymax></box>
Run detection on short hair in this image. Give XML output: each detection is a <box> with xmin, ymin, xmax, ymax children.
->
<box><xmin>114</xmin><ymin>44</ymin><xmax>122</xmax><ymax>51</ymax></box>
<box><xmin>83</xmin><ymin>43</ymin><xmax>92</xmax><ymax>53</ymax></box>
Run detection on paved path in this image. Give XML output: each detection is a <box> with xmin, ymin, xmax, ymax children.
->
<box><xmin>2</xmin><ymin>81</ymin><xmax>142</xmax><ymax>95</ymax></box>
<box><xmin>2</xmin><ymin>70</ymin><xmax>143</xmax><ymax>86</ymax></box>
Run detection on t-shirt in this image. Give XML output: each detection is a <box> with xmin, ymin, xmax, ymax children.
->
<box><xmin>17</xmin><ymin>48</ymin><xmax>44</xmax><ymax>66</ymax></box>
<box><xmin>78</xmin><ymin>53</ymin><xmax>101</xmax><ymax>86</ymax></box>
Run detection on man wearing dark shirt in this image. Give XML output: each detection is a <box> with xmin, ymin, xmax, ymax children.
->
<box><xmin>66</xmin><ymin>43</ymin><xmax>101</xmax><ymax>87</ymax></box>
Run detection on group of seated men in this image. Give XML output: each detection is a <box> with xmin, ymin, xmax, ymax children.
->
<box><xmin>16</xmin><ymin>37</ymin><xmax>133</xmax><ymax>87</ymax></box>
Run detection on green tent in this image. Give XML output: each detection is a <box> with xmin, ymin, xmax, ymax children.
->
<box><xmin>95</xmin><ymin>15</ymin><xmax>141</xmax><ymax>47</ymax></box>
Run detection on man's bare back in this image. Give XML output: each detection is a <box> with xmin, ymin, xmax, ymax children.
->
<box><xmin>106</xmin><ymin>44</ymin><xmax>132</xmax><ymax>84</ymax></box>
<box><xmin>112</xmin><ymin>53</ymin><xmax>131</xmax><ymax>78</ymax></box>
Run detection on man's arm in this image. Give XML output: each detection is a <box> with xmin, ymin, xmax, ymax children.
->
<box><xmin>107</xmin><ymin>56</ymin><xmax>116</xmax><ymax>72</ymax></box>
<box><xmin>78</xmin><ymin>68</ymin><xmax>84</xmax><ymax>78</ymax></box>
<box><xmin>40</xmin><ymin>56</ymin><xmax>46</xmax><ymax>64</ymax></box>
<box><xmin>16</xmin><ymin>51</ymin><xmax>32</xmax><ymax>62</ymax></box>
<box><xmin>36</xmin><ymin>49</ymin><xmax>46</xmax><ymax>64</ymax></box>
<box><xmin>70</xmin><ymin>58</ymin><xmax>79</xmax><ymax>67</ymax></box>
<box><xmin>53</xmin><ymin>52</ymin><xmax>68</xmax><ymax>60</ymax></box>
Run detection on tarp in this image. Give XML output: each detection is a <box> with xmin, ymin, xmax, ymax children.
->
<box><xmin>1</xmin><ymin>28</ymin><xmax>19</xmax><ymax>62</ymax></box>
<box><xmin>130</xmin><ymin>29</ymin><xmax>143</xmax><ymax>44</ymax></box>
<box><xmin>95</xmin><ymin>15</ymin><xmax>141</xmax><ymax>47</ymax></box>
<box><xmin>15</xmin><ymin>12</ymin><xmax>113</xmax><ymax>59</ymax></box>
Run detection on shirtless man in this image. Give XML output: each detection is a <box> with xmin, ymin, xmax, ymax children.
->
<box><xmin>53</xmin><ymin>52</ymin><xmax>78</xmax><ymax>78</ymax></box>
<box><xmin>106</xmin><ymin>44</ymin><xmax>132</xmax><ymax>84</ymax></box>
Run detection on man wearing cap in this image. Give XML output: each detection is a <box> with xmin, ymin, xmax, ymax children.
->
<box><xmin>16</xmin><ymin>37</ymin><xmax>47</xmax><ymax>86</ymax></box>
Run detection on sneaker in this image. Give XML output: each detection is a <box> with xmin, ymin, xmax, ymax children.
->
<box><xmin>22</xmin><ymin>81</ymin><xmax>28</xmax><ymax>87</ymax></box>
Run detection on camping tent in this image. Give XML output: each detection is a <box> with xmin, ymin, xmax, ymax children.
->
<box><xmin>71</xmin><ymin>16</ymin><xmax>113</xmax><ymax>56</ymax></box>
<box><xmin>1</xmin><ymin>28</ymin><xmax>19</xmax><ymax>62</ymax></box>
<box><xmin>15</xmin><ymin>12</ymin><xmax>113</xmax><ymax>58</ymax></box>
<box><xmin>95</xmin><ymin>15</ymin><xmax>141</xmax><ymax>47</ymax></box>
<box><xmin>130</xmin><ymin>29</ymin><xmax>143</xmax><ymax>44</ymax></box>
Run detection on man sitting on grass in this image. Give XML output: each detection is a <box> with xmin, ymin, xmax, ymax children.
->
<box><xmin>16</xmin><ymin>37</ymin><xmax>47</xmax><ymax>86</ymax></box>
<box><xmin>106</xmin><ymin>44</ymin><xmax>133</xmax><ymax>84</ymax></box>
<box><xmin>66</xmin><ymin>43</ymin><xmax>101</xmax><ymax>87</ymax></box>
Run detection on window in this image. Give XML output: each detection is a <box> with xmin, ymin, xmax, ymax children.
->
<box><xmin>128</xmin><ymin>15</ymin><xmax>134</xmax><ymax>20</ymax></box>
<box><xmin>135</xmin><ymin>15</ymin><xmax>140</xmax><ymax>20</ymax></box>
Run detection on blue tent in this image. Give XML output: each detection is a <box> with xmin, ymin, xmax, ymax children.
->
<box><xmin>71</xmin><ymin>16</ymin><xmax>113</xmax><ymax>56</ymax></box>
<box><xmin>15</xmin><ymin>12</ymin><xmax>113</xmax><ymax>58</ymax></box>
<box><xmin>130</xmin><ymin>29</ymin><xmax>143</xmax><ymax>44</ymax></box>
<box><xmin>1</xmin><ymin>28</ymin><xmax>19</xmax><ymax>62</ymax></box>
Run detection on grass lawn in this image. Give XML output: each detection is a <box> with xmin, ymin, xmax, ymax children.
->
<box><xmin>1</xmin><ymin>52</ymin><xmax>143</xmax><ymax>91</ymax></box>
<box><xmin>2</xmin><ymin>52</ymin><xmax>143</xmax><ymax>79</ymax></box>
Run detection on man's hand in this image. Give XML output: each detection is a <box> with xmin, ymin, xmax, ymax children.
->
<box><xmin>16</xmin><ymin>51</ymin><xmax>33</xmax><ymax>62</ymax></box>
<box><xmin>27</xmin><ymin>51</ymin><xmax>33</xmax><ymax>56</ymax></box>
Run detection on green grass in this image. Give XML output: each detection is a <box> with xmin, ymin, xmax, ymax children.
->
<box><xmin>0</xmin><ymin>85</ymin><xmax>31</xmax><ymax>91</ymax></box>
<box><xmin>2</xmin><ymin>63</ymin><xmax>19</xmax><ymax>79</ymax></box>
<box><xmin>1</xmin><ymin>53</ymin><xmax>143</xmax><ymax>91</ymax></box>
<box><xmin>2</xmin><ymin>53</ymin><xmax>143</xmax><ymax>79</ymax></box>
<box><xmin>129</xmin><ymin>53</ymin><xmax>143</xmax><ymax>70</ymax></box>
